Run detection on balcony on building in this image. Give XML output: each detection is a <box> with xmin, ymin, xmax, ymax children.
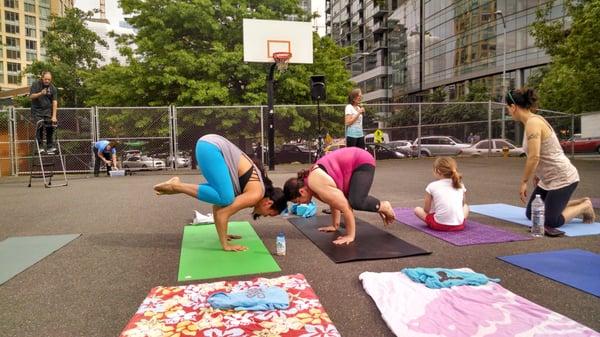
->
<box><xmin>372</xmin><ymin>39</ymin><xmax>388</xmax><ymax>51</ymax></box>
<box><xmin>372</xmin><ymin>4</ymin><xmax>389</xmax><ymax>19</ymax></box>
<box><xmin>372</xmin><ymin>21</ymin><xmax>391</xmax><ymax>34</ymax></box>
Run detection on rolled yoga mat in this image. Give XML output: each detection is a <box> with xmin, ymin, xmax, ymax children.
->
<box><xmin>288</xmin><ymin>215</ymin><xmax>431</xmax><ymax>263</ymax></box>
<box><xmin>393</xmin><ymin>207</ymin><xmax>532</xmax><ymax>246</ymax></box>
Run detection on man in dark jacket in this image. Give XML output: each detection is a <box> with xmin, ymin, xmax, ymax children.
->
<box><xmin>29</xmin><ymin>71</ymin><xmax>58</xmax><ymax>154</ymax></box>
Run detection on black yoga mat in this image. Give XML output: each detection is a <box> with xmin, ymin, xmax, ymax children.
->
<box><xmin>288</xmin><ymin>216</ymin><xmax>431</xmax><ymax>263</ymax></box>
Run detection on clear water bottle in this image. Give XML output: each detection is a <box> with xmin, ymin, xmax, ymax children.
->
<box><xmin>531</xmin><ymin>194</ymin><xmax>545</xmax><ymax>237</ymax></box>
<box><xmin>276</xmin><ymin>232</ymin><xmax>286</xmax><ymax>256</ymax></box>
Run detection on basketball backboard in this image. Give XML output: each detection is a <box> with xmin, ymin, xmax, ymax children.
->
<box><xmin>243</xmin><ymin>19</ymin><xmax>313</xmax><ymax>64</ymax></box>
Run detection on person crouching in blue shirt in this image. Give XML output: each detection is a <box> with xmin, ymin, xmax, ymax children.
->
<box><xmin>93</xmin><ymin>140</ymin><xmax>118</xmax><ymax>177</ymax></box>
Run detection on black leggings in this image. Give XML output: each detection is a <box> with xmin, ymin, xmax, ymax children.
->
<box><xmin>346</xmin><ymin>136</ymin><xmax>365</xmax><ymax>149</ymax></box>
<box><xmin>347</xmin><ymin>164</ymin><xmax>380</xmax><ymax>212</ymax></box>
<box><xmin>93</xmin><ymin>147</ymin><xmax>113</xmax><ymax>176</ymax></box>
<box><xmin>35</xmin><ymin>117</ymin><xmax>54</xmax><ymax>147</ymax></box>
<box><xmin>525</xmin><ymin>181</ymin><xmax>578</xmax><ymax>228</ymax></box>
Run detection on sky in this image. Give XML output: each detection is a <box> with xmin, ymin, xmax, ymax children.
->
<box><xmin>75</xmin><ymin>0</ymin><xmax>327</xmax><ymax>35</ymax></box>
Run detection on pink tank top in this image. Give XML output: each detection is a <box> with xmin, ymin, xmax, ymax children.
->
<box><xmin>312</xmin><ymin>147</ymin><xmax>375</xmax><ymax>196</ymax></box>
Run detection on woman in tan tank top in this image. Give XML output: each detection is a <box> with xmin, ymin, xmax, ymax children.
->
<box><xmin>506</xmin><ymin>88</ymin><xmax>595</xmax><ymax>234</ymax></box>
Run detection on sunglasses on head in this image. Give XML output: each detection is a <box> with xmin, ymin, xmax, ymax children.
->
<box><xmin>507</xmin><ymin>91</ymin><xmax>516</xmax><ymax>105</ymax></box>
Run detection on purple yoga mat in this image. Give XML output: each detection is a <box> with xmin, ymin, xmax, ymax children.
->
<box><xmin>591</xmin><ymin>198</ymin><xmax>600</xmax><ymax>209</ymax></box>
<box><xmin>393</xmin><ymin>208</ymin><xmax>532</xmax><ymax>246</ymax></box>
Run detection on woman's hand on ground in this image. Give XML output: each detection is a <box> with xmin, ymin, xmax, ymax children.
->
<box><xmin>223</xmin><ymin>244</ymin><xmax>247</xmax><ymax>252</ymax></box>
<box><xmin>333</xmin><ymin>235</ymin><xmax>354</xmax><ymax>245</ymax></box>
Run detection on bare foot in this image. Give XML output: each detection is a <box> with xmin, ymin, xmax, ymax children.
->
<box><xmin>582</xmin><ymin>200</ymin><xmax>596</xmax><ymax>224</ymax></box>
<box><xmin>567</xmin><ymin>197</ymin><xmax>590</xmax><ymax>207</ymax></box>
<box><xmin>154</xmin><ymin>177</ymin><xmax>180</xmax><ymax>195</ymax></box>
<box><xmin>378</xmin><ymin>201</ymin><xmax>396</xmax><ymax>226</ymax></box>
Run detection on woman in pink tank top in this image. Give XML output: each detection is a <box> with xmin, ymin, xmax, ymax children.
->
<box><xmin>283</xmin><ymin>147</ymin><xmax>396</xmax><ymax>245</ymax></box>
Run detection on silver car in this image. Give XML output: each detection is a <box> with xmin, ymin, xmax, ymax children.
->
<box><xmin>462</xmin><ymin>139</ymin><xmax>526</xmax><ymax>157</ymax></box>
<box><xmin>123</xmin><ymin>155</ymin><xmax>166</xmax><ymax>170</ymax></box>
<box><xmin>412</xmin><ymin>136</ymin><xmax>471</xmax><ymax>156</ymax></box>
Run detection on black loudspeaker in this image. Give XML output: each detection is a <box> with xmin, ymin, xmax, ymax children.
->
<box><xmin>310</xmin><ymin>75</ymin><xmax>326</xmax><ymax>101</ymax></box>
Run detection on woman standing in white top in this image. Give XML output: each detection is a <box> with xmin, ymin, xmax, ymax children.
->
<box><xmin>506</xmin><ymin>88</ymin><xmax>594</xmax><ymax>234</ymax></box>
<box><xmin>414</xmin><ymin>157</ymin><xmax>469</xmax><ymax>231</ymax></box>
<box><xmin>345</xmin><ymin>88</ymin><xmax>365</xmax><ymax>149</ymax></box>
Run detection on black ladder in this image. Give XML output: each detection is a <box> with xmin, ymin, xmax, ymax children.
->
<box><xmin>28</xmin><ymin>120</ymin><xmax>68</xmax><ymax>188</ymax></box>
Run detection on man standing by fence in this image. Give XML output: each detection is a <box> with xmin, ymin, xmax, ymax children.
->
<box><xmin>29</xmin><ymin>71</ymin><xmax>58</xmax><ymax>154</ymax></box>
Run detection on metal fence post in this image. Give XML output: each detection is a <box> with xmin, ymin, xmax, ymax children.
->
<box><xmin>487</xmin><ymin>100</ymin><xmax>492</xmax><ymax>157</ymax></box>
<box><xmin>260</xmin><ymin>105</ymin><xmax>265</xmax><ymax>165</ymax></box>
<box><xmin>570</xmin><ymin>113</ymin><xmax>575</xmax><ymax>159</ymax></box>
<box><xmin>417</xmin><ymin>103</ymin><xmax>422</xmax><ymax>158</ymax></box>
<box><xmin>8</xmin><ymin>107</ymin><xmax>16</xmax><ymax>176</ymax></box>
<box><xmin>169</xmin><ymin>105</ymin><xmax>176</xmax><ymax>171</ymax></box>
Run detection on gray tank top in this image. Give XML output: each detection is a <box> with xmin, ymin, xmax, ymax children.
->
<box><xmin>200</xmin><ymin>134</ymin><xmax>265</xmax><ymax>196</ymax></box>
<box><xmin>522</xmin><ymin>116</ymin><xmax>579</xmax><ymax>190</ymax></box>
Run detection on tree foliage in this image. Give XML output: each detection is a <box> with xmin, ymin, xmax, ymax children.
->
<box><xmin>530</xmin><ymin>0</ymin><xmax>600</xmax><ymax>113</ymax></box>
<box><xmin>83</xmin><ymin>0</ymin><xmax>354</xmax><ymax>143</ymax></box>
<box><xmin>25</xmin><ymin>8</ymin><xmax>107</xmax><ymax>107</ymax></box>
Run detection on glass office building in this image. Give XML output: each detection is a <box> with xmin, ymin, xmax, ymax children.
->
<box><xmin>326</xmin><ymin>0</ymin><xmax>568</xmax><ymax>102</ymax></box>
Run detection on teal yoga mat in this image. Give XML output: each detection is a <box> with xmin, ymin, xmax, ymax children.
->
<box><xmin>470</xmin><ymin>203</ymin><xmax>600</xmax><ymax>237</ymax></box>
<box><xmin>0</xmin><ymin>234</ymin><xmax>80</xmax><ymax>285</ymax></box>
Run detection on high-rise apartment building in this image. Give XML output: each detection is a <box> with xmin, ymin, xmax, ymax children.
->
<box><xmin>1</xmin><ymin>0</ymin><xmax>74</xmax><ymax>91</ymax></box>
<box><xmin>326</xmin><ymin>0</ymin><xmax>568</xmax><ymax>102</ymax></box>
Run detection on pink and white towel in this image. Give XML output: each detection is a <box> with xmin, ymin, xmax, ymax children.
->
<box><xmin>359</xmin><ymin>269</ymin><xmax>599</xmax><ymax>337</ymax></box>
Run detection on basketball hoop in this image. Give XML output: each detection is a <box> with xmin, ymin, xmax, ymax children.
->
<box><xmin>273</xmin><ymin>52</ymin><xmax>292</xmax><ymax>71</ymax></box>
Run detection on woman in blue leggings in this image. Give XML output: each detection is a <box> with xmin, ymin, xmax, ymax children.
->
<box><xmin>154</xmin><ymin>134</ymin><xmax>287</xmax><ymax>251</ymax></box>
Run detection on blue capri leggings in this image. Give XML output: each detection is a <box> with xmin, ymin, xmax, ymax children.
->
<box><xmin>195</xmin><ymin>140</ymin><xmax>235</xmax><ymax>206</ymax></box>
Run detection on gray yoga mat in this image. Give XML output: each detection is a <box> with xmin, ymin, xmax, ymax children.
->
<box><xmin>0</xmin><ymin>234</ymin><xmax>80</xmax><ymax>285</ymax></box>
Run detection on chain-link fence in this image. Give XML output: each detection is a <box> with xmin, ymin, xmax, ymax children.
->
<box><xmin>0</xmin><ymin>102</ymin><xmax>589</xmax><ymax>177</ymax></box>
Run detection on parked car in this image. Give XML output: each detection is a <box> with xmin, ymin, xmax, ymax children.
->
<box><xmin>559</xmin><ymin>134</ymin><xmax>600</xmax><ymax>154</ymax></box>
<box><xmin>166</xmin><ymin>152</ymin><xmax>191</xmax><ymax>168</ymax></box>
<box><xmin>412</xmin><ymin>136</ymin><xmax>471</xmax><ymax>156</ymax></box>
<box><xmin>366</xmin><ymin>143</ymin><xmax>406</xmax><ymax>160</ymax></box>
<box><xmin>275</xmin><ymin>144</ymin><xmax>316</xmax><ymax>164</ymax></box>
<box><xmin>461</xmin><ymin>139</ymin><xmax>526</xmax><ymax>157</ymax></box>
<box><xmin>324</xmin><ymin>139</ymin><xmax>347</xmax><ymax>154</ymax></box>
<box><xmin>386</xmin><ymin>140</ymin><xmax>418</xmax><ymax>157</ymax></box>
<box><xmin>123</xmin><ymin>155</ymin><xmax>166</xmax><ymax>170</ymax></box>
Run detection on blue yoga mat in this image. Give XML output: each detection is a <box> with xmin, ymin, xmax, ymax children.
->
<box><xmin>0</xmin><ymin>234</ymin><xmax>80</xmax><ymax>285</ymax></box>
<box><xmin>499</xmin><ymin>249</ymin><xmax>600</xmax><ymax>297</ymax></box>
<box><xmin>470</xmin><ymin>203</ymin><xmax>600</xmax><ymax>237</ymax></box>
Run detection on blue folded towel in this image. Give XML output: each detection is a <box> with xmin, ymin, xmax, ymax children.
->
<box><xmin>207</xmin><ymin>286</ymin><xmax>289</xmax><ymax>311</ymax></box>
<box><xmin>290</xmin><ymin>201</ymin><xmax>317</xmax><ymax>218</ymax></box>
<box><xmin>402</xmin><ymin>267</ymin><xmax>500</xmax><ymax>289</ymax></box>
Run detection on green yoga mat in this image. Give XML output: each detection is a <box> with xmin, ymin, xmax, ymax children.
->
<box><xmin>0</xmin><ymin>234</ymin><xmax>80</xmax><ymax>285</ymax></box>
<box><xmin>178</xmin><ymin>222</ymin><xmax>280</xmax><ymax>281</ymax></box>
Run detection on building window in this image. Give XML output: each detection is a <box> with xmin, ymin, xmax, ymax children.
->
<box><xmin>27</xmin><ymin>51</ymin><xmax>37</xmax><ymax>61</ymax></box>
<box><xmin>4</xmin><ymin>0</ymin><xmax>18</xmax><ymax>9</ymax></box>
<box><xmin>25</xmin><ymin>15</ymin><xmax>37</xmax><ymax>26</ymax></box>
<box><xmin>8</xmin><ymin>75</ymin><xmax>21</xmax><ymax>84</ymax></box>
<box><xmin>39</xmin><ymin>6</ymin><xmax>51</xmax><ymax>19</ymax></box>
<box><xmin>6</xmin><ymin>37</ymin><xmax>19</xmax><ymax>47</ymax></box>
<box><xmin>26</xmin><ymin>28</ymin><xmax>37</xmax><ymax>38</ymax></box>
<box><xmin>5</xmin><ymin>24</ymin><xmax>20</xmax><ymax>34</ymax></box>
<box><xmin>26</xmin><ymin>40</ymin><xmax>37</xmax><ymax>50</ymax></box>
<box><xmin>25</xmin><ymin>3</ymin><xmax>36</xmax><ymax>13</ymax></box>
<box><xmin>7</xmin><ymin>62</ymin><xmax>21</xmax><ymax>73</ymax></box>
<box><xmin>5</xmin><ymin>11</ymin><xmax>19</xmax><ymax>22</ymax></box>
<box><xmin>7</xmin><ymin>50</ymin><xmax>20</xmax><ymax>59</ymax></box>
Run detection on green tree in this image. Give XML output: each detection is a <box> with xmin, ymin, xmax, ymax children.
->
<box><xmin>25</xmin><ymin>8</ymin><xmax>107</xmax><ymax>107</ymax></box>
<box><xmin>85</xmin><ymin>0</ymin><xmax>353</xmax><ymax>144</ymax></box>
<box><xmin>530</xmin><ymin>0</ymin><xmax>600</xmax><ymax>113</ymax></box>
